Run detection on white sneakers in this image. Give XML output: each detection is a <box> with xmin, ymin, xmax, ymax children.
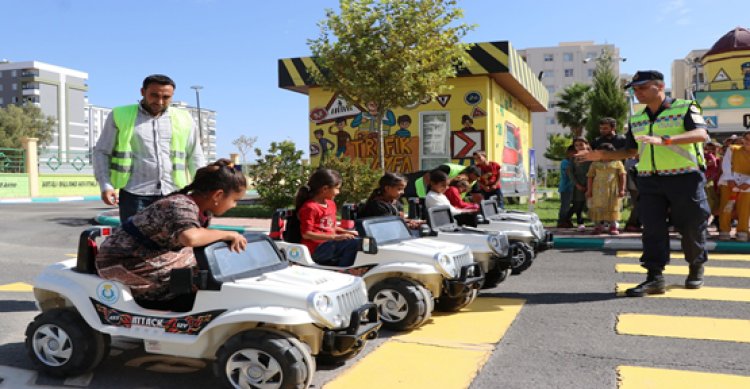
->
<box><xmin>738</xmin><ymin>232</ymin><xmax>749</xmax><ymax>242</ymax></box>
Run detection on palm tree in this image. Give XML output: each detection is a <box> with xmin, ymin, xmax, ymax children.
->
<box><xmin>555</xmin><ymin>83</ymin><xmax>591</xmax><ymax>138</ymax></box>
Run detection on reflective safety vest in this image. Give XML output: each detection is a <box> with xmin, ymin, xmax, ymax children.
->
<box><xmin>415</xmin><ymin>163</ymin><xmax>468</xmax><ymax>197</ymax></box>
<box><xmin>109</xmin><ymin>104</ymin><xmax>192</xmax><ymax>189</ymax></box>
<box><xmin>630</xmin><ymin>99</ymin><xmax>704</xmax><ymax>175</ymax></box>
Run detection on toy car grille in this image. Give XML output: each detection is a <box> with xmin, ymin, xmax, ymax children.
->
<box><xmin>336</xmin><ymin>284</ymin><xmax>368</xmax><ymax>320</ymax></box>
<box><xmin>452</xmin><ymin>251</ymin><xmax>473</xmax><ymax>269</ymax></box>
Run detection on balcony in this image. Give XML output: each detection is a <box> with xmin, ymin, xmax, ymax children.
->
<box><xmin>21</xmin><ymin>69</ymin><xmax>40</xmax><ymax>78</ymax></box>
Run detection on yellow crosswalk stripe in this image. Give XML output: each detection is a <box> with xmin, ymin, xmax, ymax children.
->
<box><xmin>616</xmin><ymin>263</ymin><xmax>750</xmax><ymax>278</ymax></box>
<box><xmin>65</xmin><ymin>253</ymin><xmax>76</xmax><ymax>258</ymax></box>
<box><xmin>616</xmin><ymin>251</ymin><xmax>750</xmax><ymax>262</ymax></box>
<box><xmin>617</xmin><ymin>314</ymin><xmax>750</xmax><ymax>343</ymax></box>
<box><xmin>0</xmin><ymin>282</ymin><xmax>33</xmax><ymax>292</ymax></box>
<box><xmin>324</xmin><ymin>297</ymin><xmax>524</xmax><ymax>389</ymax></box>
<box><xmin>618</xmin><ymin>365</ymin><xmax>750</xmax><ymax>388</ymax></box>
<box><xmin>615</xmin><ymin>283</ymin><xmax>750</xmax><ymax>302</ymax></box>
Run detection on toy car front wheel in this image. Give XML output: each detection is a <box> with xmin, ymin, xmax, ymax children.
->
<box><xmin>215</xmin><ymin>330</ymin><xmax>310</xmax><ymax>389</ymax></box>
<box><xmin>369</xmin><ymin>278</ymin><xmax>431</xmax><ymax>331</ymax></box>
<box><xmin>25</xmin><ymin>308</ymin><xmax>109</xmax><ymax>377</ymax></box>
<box><xmin>482</xmin><ymin>265</ymin><xmax>510</xmax><ymax>289</ymax></box>
<box><xmin>435</xmin><ymin>288</ymin><xmax>478</xmax><ymax>312</ymax></box>
<box><xmin>509</xmin><ymin>241</ymin><xmax>534</xmax><ymax>275</ymax></box>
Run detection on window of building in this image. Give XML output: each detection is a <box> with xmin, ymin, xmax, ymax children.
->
<box><xmin>0</xmin><ymin>97</ymin><xmax>3</xmax><ymax>104</ymax></box>
<box><xmin>563</xmin><ymin>52</ymin><xmax>574</xmax><ymax>62</ymax></box>
<box><xmin>564</xmin><ymin>69</ymin><xmax>574</xmax><ymax>77</ymax></box>
<box><xmin>548</xmin><ymin>101</ymin><xmax>557</xmax><ymax>109</ymax></box>
<box><xmin>12</xmin><ymin>96</ymin><xmax>19</xmax><ymax>103</ymax></box>
<box><xmin>586</xmin><ymin>52</ymin><xmax>598</xmax><ymax>60</ymax></box>
<box><xmin>420</xmin><ymin>111</ymin><xmax>450</xmax><ymax>170</ymax></box>
<box><xmin>543</xmin><ymin>70</ymin><xmax>554</xmax><ymax>78</ymax></box>
<box><xmin>545</xmin><ymin>117</ymin><xmax>556</xmax><ymax>125</ymax></box>
<box><xmin>587</xmin><ymin>68</ymin><xmax>595</xmax><ymax>78</ymax></box>
<box><xmin>12</xmin><ymin>83</ymin><xmax>17</xmax><ymax>91</ymax></box>
<box><xmin>543</xmin><ymin>54</ymin><xmax>554</xmax><ymax>62</ymax></box>
<box><xmin>0</xmin><ymin>84</ymin><xmax>3</xmax><ymax>91</ymax></box>
<box><xmin>11</xmin><ymin>70</ymin><xmax>17</xmax><ymax>77</ymax></box>
<box><xmin>0</xmin><ymin>71</ymin><xmax>3</xmax><ymax>78</ymax></box>
<box><xmin>546</xmin><ymin>85</ymin><xmax>556</xmax><ymax>94</ymax></box>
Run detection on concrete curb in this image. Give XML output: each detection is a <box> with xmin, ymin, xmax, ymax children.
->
<box><xmin>0</xmin><ymin>195</ymin><xmax>100</xmax><ymax>204</ymax></box>
<box><xmin>553</xmin><ymin>237</ymin><xmax>750</xmax><ymax>253</ymax></box>
<box><xmin>94</xmin><ymin>214</ymin><xmax>268</xmax><ymax>233</ymax></box>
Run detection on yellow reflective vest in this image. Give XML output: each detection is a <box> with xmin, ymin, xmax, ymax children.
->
<box><xmin>109</xmin><ymin>104</ymin><xmax>192</xmax><ymax>189</ymax></box>
<box><xmin>630</xmin><ymin>99</ymin><xmax>704</xmax><ymax>175</ymax></box>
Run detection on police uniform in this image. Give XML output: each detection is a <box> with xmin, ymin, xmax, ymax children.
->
<box><xmin>624</xmin><ymin>96</ymin><xmax>710</xmax><ymax>276</ymax></box>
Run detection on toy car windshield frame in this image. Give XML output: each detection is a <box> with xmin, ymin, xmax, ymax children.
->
<box><xmin>356</xmin><ymin>216</ymin><xmax>412</xmax><ymax>245</ymax></box>
<box><xmin>427</xmin><ymin>206</ymin><xmax>460</xmax><ymax>232</ymax></box>
<box><xmin>480</xmin><ymin>199</ymin><xmax>500</xmax><ymax>219</ymax></box>
<box><xmin>200</xmin><ymin>233</ymin><xmax>288</xmax><ymax>282</ymax></box>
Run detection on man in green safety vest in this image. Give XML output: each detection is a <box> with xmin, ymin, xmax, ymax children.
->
<box><xmin>93</xmin><ymin>74</ymin><xmax>206</xmax><ymax>222</ymax></box>
<box><xmin>577</xmin><ymin>70</ymin><xmax>710</xmax><ymax>297</ymax></box>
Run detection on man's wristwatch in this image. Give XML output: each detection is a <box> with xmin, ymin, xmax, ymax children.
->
<box><xmin>661</xmin><ymin>135</ymin><xmax>673</xmax><ymax>145</ymax></box>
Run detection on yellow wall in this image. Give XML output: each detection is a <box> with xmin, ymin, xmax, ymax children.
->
<box><xmin>306</xmin><ymin>75</ymin><xmax>533</xmax><ymax>192</ymax></box>
<box><xmin>703</xmin><ymin>50</ymin><xmax>750</xmax><ymax>91</ymax></box>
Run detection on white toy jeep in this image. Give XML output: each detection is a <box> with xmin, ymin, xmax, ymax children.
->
<box><xmin>422</xmin><ymin>205</ymin><xmax>513</xmax><ymax>288</ymax></box>
<box><xmin>271</xmin><ymin>211</ymin><xmax>484</xmax><ymax>332</ymax></box>
<box><xmin>25</xmin><ymin>227</ymin><xmax>380</xmax><ymax>388</ymax></box>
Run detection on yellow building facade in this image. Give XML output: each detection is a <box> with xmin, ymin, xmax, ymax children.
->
<box><xmin>279</xmin><ymin>41</ymin><xmax>548</xmax><ymax>192</ymax></box>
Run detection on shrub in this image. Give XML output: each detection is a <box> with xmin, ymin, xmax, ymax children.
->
<box><xmin>319</xmin><ymin>157</ymin><xmax>383</xmax><ymax>208</ymax></box>
<box><xmin>246</xmin><ymin>141</ymin><xmax>311</xmax><ymax>210</ymax></box>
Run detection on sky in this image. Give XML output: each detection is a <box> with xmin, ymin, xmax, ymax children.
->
<box><xmin>2</xmin><ymin>0</ymin><xmax>747</xmax><ymax>159</ymax></box>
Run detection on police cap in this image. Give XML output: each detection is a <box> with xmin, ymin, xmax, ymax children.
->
<box><xmin>624</xmin><ymin>70</ymin><xmax>664</xmax><ymax>89</ymax></box>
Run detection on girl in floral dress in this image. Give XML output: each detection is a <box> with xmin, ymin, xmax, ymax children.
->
<box><xmin>586</xmin><ymin>143</ymin><xmax>626</xmax><ymax>235</ymax></box>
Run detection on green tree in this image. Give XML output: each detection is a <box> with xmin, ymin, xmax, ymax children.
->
<box><xmin>543</xmin><ymin>132</ymin><xmax>573</xmax><ymax>162</ymax></box>
<box><xmin>320</xmin><ymin>156</ymin><xmax>382</xmax><ymax>208</ymax></box>
<box><xmin>555</xmin><ymin>83</ymin><xmax>591</xmax><ymax>138</ymax></box>
<box><xmin>0</xmin><ymin>103</ymin><xmax>56</xmax><ymax>148</ymax></box>
<box><xmin>585</xmin><ymin>50</ymin><xmax>628</xmax><ymax>142</ymax></box>
<box><xmin>246</xmin><ymin>141</ymin><xmax>311</xmax><ymax>210</ymax></box>
<box><xmin>308</xmin><ymin>0</ymin><xmax>474</xmax><ymax>170</ymax></box>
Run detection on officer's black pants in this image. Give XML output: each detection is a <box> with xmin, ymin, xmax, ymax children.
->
<box><xmin>637</xmin><ymin>172</ymin><xmax>710</xmax><ymax>271</ymax></box>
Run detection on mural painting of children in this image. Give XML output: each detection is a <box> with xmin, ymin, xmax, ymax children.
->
<box><xmin>328</xmin><ymin>118</ymin><xmax>352</xmax><ymax>157</ymax></box>
<box><xmin>314</xmin><ymin>129</ymin><xmax>335</xmax><ymax>164</ymax></box>
<box><xmin>351</xmin><ymin>101</ymin><xmax>396</xmax><ymax>137</ymax></box>
<box><xmin>395</xmin><ymin>115</ymin><xmax>412</xmax><ymax>138</ymax></box>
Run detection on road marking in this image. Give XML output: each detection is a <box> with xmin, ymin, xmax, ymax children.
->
<box><xmin>65</xmin><ymin>253</ymin><xmax>76</xmax><ymax>258</ymax></box>
<box><xmin>616</xmin><ymin>263</ymin><xmax>750</xmax><ymax>278</ymax></box>
<box><xmin>617</xmin><ymin>314</ymin><xmax>750</xmax><ymax>343</ymax></box>
<box><xmin>616</xmin><ymin>283</ymin><xmax>750</xmax><ymax>302</ymax></box>
<box><xmin>324</xmin><ymin>297</ymin><xmax>524</xmax><ymax>389</ymax></box>
<box><xmin>616</xmin><ymin>251</ymin><xmax>750</xmax><ymax>262</ymax></box>
<box><xmin>618</xmin><ymin>365</ymin><xmax>750</xmax><ymax>388</ymax></box>
<box><xmin>0</xmin><ymin>282</ymin><xmax>33</xmax><ymax>292</ymax></box>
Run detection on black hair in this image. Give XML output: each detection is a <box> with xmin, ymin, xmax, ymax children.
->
<box><xmin>368</xmin><ymin>172</ymin><xmax>407</xmax><ymax>201</ymax></box>
<box><xmin>461</xmin><ymin>165</ymin><xmax>481</xmax><ymax>177</ymax></box>
<box><xmin>450</xmin><ymin>178</ymin><xmax>470</xmax><ymax>190</ymax></box>
<box><xmin>596</xmin><ymin>142</ymin><xmax>615</xmax><ymax>151</ymax></box>
<box><xmin>436</xmin><ymin>165</ymin><xmax>452</xmax><ymax>175</ymax></box>
<box><xmin>462</xmin><ymin>115</ymin><xmax>473</xmax><ymax>124</ymax></box>
<box><xmin>335</xmin><ymin>117</ymin><xmax>346</xmax><ymax>125</ymax></box>
<box><xmin>397</xmin><ymin>115</ymin><xmax>411</xmax><ymax>124</ymax></box>
<box><xmin>566</xmin><ymin>144</ymin><xmax>576</xmax><ymax>152</ymax></box>
<box><xmin>429</xmin><ymin>169</ymin><xmax>449</xmax><ymax>188</ymax></box>
<box><xmin>599</xmin><ymin>117</ymin><xmax>616</xmax><ymax>128</ymax></box>
<box><xmin>142</xmin><ymin>74</ymin><xmax>176</xmax><ymax>90</ymax></box>
<box><xmin>314</xmin><ymin>129</ymin><xmax>324</xmax><ymax>136</ymax></box>
<box><xmin>175</xmin><ymin>159</ymin><xmax>246</xmax><ymax>196</ymax></box>
<box><xmin>294</xmin><ymin>168</ymin><xmax>342</xmax><ymax>209</ymax></box>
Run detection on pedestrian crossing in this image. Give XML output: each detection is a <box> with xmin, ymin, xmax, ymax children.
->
<box><xmin>614</xmin><ymin>250</ymin><xmax>750</xmax><ymax>388</ymax></box>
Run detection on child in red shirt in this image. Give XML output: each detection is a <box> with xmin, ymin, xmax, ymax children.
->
<box><xmin>473</xmin><ymin>150</ymin><xmax>504</xmax><ymax>208</ymax></box>
<box><xmin>445</xmin><ymin>179</ymin><xmax>479</xmax><ymax>211</ymax></box>
<box><xmin>296</xmin><ymin>169</ymin><xmax>360</xmax><ymax>266</ymax></box>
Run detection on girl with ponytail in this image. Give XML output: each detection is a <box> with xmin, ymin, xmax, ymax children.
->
<box><xmin>96</xmin><ymin>159</ymin><xmax>247</xmax><ymax>308</ymax></box>
<box><xmin>294</xmin><ymin>168</ymin><xmax>360</xmax><ymax>266</ymax></box>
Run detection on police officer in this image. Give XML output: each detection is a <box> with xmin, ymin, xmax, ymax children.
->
<box><xmin>577</xmin><ymin>70</ymin><xmax>710</xmax><ymax>297</ymax></box>
<box><xmin>94</xmin><ymin>74</ymin><xmax>206</xmax><ymax>222</ymax></box>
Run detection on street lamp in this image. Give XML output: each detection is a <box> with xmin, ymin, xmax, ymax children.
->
<box><xmin>683</xmin><ymin>57</ymin><xmax>702</xmax><ymax>99</ymax></box>
<box><xmin>190</xmin><ymin>85</ymin><xmax>204</xmax><ymax>148</ymax></box>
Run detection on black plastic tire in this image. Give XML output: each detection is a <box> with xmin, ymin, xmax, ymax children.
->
<box><xmin>482</xmin><ymin>264</ymin><xmax>510</xmax><ymax>289</ymax></box>
<box><xmin>215</xmin><ymin>330</ymin><xmax>309</xmax><ymax>389</ymax></box>
<box><xmin>369</xmin><ymin>278</ymin><xmax>430</xmax><ymax>331</ymax></box>
<box><xmin>435</xmin><ymin>288</ymin><xmax>478</xmax><ymax>312</ymax></box>
<box><xmin>509</xmin><ymin>242</ymin><xmax>534</xmax><ymax>275</ymax></box>
<box><xmin>25</xmin><ymin>308</ymin><xmax>108</xmax><ymax>377</ymax></box>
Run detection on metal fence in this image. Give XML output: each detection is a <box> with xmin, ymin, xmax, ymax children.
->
<box><xmin>38</xmin><ymin>149</ymin><xmax>94</xmax><ymax>174</ymax></box>
<box><xmin>0</xmin><ymin>147</ymin><xmax>26</xmax><ymax>173</ymax></box>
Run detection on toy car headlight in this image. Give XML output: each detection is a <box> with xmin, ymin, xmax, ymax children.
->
<box><xmin>312</xmin><ymin>294</ymin><xmax>333</xmax><ymax>314</ymax></box>
<box><xmin>435</xmin><ymin>253</ymin><xmax>456</xmax><ymax>277</ymax></box>
<box><xmin>530</xmin><ymin>222</ymin><xmax>543</xmax><ymax>240</ymax></box>
<box><xmin>488</xmin><ymin>232</ymin><xmax>509</xmax><ymax>256</ymax></box>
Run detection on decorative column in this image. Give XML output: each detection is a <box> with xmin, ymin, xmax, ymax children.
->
<box><xmin>22</xmin><ymin>137</ymin><xmax>39</xmax><ymax>197</ymax></box>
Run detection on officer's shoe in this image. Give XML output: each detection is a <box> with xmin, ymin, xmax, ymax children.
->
<box><xmin>625</xmin><ymin>271</ymin><xmax>666</xmax><ymax>297</ymax></box>
<box><xmin>685</xmin><ymin>264</ymin><xmax>705</xmax><ymax>289</ymax></box>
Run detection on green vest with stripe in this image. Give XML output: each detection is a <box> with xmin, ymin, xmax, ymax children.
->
<box><xmin>110</xmin><ymin>104</ymin><xmax>193</xmax><ymax>189</ymax></box>
<box><xmin>630</xmin><ymin>99</ymin><xmax>704</xmax><ymax>175</ymax></box>
<box><xmin>415</xmin><ymin>163</ymin><xmax>467</xmax><ymax>197</ymax></box>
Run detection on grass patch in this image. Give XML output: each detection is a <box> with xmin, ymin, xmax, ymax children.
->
<box><xmin>222</xmin><ymin>204</ymin><xmax>275</xmax><ymax>218</ymax></box>
<box><xmin>504</xmin><ymin>196</ymin><xmax>631</xmax><ymax>227</ymax></box>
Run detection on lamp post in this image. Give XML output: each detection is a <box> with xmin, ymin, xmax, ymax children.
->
<box><xmin>190</xmin><ymin>85</ymin><xmax>204</xmax><ymax>149</ymax></box>
<box><xmin>683</xmin><ymin>57</ymin><xmax>702</xmax><ymax>99</ymax></box>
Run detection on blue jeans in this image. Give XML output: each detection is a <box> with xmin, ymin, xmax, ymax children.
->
<box><xmin>312</xmin><ymin>238</ymin><xmax>361</xmax><ymax>267</ymax></box>
<box><xmin>119</xmin><ymin>190</ymin><xmax>163</xmax><ymax>223</ymax></box>
<box><xmin>481</xmin><ymin>187</ymin><xmax>505</xmax><ymax>209</ymax></box>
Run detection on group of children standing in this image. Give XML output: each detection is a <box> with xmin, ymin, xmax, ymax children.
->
<box><xmin>710</xmin><ymin>132</ymin><xmax>750</xmax><ymax>241</ymax></box>
<box><xmin>557</xmin><ymin>137</ymin><xmax>627</xmax><ymax>235</ymax></box>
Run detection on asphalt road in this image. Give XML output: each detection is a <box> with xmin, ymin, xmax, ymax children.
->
<box><xmin>1</xmin><ymin>201</ymin><xmax>748</xmax><ymax>388</ymax></box>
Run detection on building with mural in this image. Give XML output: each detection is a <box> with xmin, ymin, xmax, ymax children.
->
<box><xmin>278</xmin><ymin>41</ymin><xmax>548</xmax><ymax>194</ymax></box>
<box><xmin>692</xmin><ymin>26</ymin><xmax>750</xmax><ymax>139</ymax></box>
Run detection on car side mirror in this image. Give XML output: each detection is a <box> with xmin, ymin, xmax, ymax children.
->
<box><xmin>419</xmin><ymin>223</ymin><xmax>434</xmax><ymax>237</ymax></box>
<box><xmin>360</xmin><ymin>237</ymin><xmax>378</xmax><ymax>254</ymax></box>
